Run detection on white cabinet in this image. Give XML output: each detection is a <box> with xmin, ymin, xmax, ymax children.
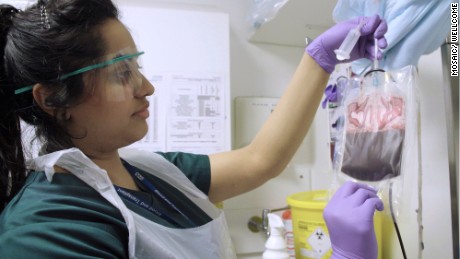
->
<box><xmin>248</xmin><ymin>0</ymin><xmax>337</xmax><ymax>47</ymax></box>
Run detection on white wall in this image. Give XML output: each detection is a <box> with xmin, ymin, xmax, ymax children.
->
<box><xmin>117</xmin><ymin>1</ymin><xmax>454</xmax><ymax>258</ymax></box>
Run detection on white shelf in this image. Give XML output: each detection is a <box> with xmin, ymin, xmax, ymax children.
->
<box><xmin>248</xmin><ymin>0</ymin><xmax>336</xmax><ymax>47</ymax></box>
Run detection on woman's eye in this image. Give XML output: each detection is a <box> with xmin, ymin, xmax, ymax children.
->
<box><xmin>118</xmin><ymin>70</ymin><xmax>133</xmax><ymax>81</ymax></box>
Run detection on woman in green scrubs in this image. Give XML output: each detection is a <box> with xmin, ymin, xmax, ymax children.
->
<box><xmin>0</xmin><ymin>0</ymin><xmax>387</xmax><ymax>258</ymax></box>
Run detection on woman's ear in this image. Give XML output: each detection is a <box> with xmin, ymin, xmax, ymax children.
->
<box><xmin>32</xmin><ymin>83</ymin><xmax>56</xmax><ymax>116</ymax></box>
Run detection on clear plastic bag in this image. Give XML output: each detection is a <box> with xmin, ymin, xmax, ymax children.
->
<box><xmin>331</xmin><ymin>66</ymin><xmax>421</xmax><ymax>219</ymax></box>
<box><xmin>248</xmin><ymin>0</ymin><xmax>289</xmax><ymax>30</ymax></box>
<box><xmin>341</xmin><ymin>70</ymin><xmax>406</xmax><ymax>182</ymax></box>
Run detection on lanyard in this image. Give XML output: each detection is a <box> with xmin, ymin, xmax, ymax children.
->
<box><xmin>115</xmin><ymin>185</ymin><xmax>182</xmax><ymax>227</ymax></box>
<box><xmin>118</xmin><ymin>160</ymin><xmax>195</xmax><ymax>227</ymax></box>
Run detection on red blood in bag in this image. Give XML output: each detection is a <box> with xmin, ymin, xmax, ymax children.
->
<box><xmin>342</xmin><ymin>129</ymin><xmax>404</xmax><ymax>181</ymax></box>
<box><xmin>342</xmin><ymin>93</ymin><xmax>405</xmax><ymax>181</ymax></box>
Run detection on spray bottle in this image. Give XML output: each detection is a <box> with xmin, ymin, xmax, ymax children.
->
<box><xmin>282</xmin><ymin>209</ymin><xmax>296</xmax><ymax>258</ymax></box>
<box><xmin>262</xmin><ymin>213</ymin><xmax>290</xmax><ymax>259</ymax></box>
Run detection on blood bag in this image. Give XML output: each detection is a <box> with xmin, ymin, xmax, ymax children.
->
<box><xmin>329</xmin><ymin>65</ymin><xmax>421</xmax><ymax>225</ymax></box>
<box><xmin>340</xmin><ymin>70</ymin><xmax>406</xmax><ymax>182</ymax></box>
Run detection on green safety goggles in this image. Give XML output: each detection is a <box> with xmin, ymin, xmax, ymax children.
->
<box><xmin>15</xmin><ymin>50</ymin><xmax>145</xmax><ymax>97</ymax></box>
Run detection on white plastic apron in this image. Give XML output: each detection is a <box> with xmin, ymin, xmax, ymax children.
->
<box><xmin>27</xmin><ymin>147</ymin><xmax>236</xmax><ymax>259</ymax></box>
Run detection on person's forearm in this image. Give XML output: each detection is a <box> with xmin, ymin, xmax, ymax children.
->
<box><xmin>208</xmin><ymin>53</ymin><xmax>328</xmax><ymax>202</ymax></box>
<box><xmin>246</xmin><ymin>53</ymin><xmax>329</xmax><ymax>177</ymax></box>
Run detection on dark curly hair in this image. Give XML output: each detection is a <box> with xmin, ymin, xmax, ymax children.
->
<box><xmin>0</xmin><ymin>0</ymin><xmax>119</xmax><ymax>211</ymax></box>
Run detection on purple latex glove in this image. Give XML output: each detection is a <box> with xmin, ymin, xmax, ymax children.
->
<box><xmin>323</xmin><ymin>181</ymin><xmax>384</xmax><ymax>259</ymax></box>
<box><xmin>307</xmin><ymin>15</ymin><xmax>388</xmax><ymax>73</ymax></box>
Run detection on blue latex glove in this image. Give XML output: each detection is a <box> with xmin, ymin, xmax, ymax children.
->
<box><xmin>306</xmin><ymin>15</ymin><xmax>388</xmax><ymax>73</ymax></box>
<box><xmin>323</xmin><ymin>181</ymin><xmax>384</xmax><ymax>259</ymax></box>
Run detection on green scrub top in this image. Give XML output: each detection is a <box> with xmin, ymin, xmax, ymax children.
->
<box><xmin>0</xmin><ymin>151</ymin><xmax>211</xmax><ymax>258</ymax></box>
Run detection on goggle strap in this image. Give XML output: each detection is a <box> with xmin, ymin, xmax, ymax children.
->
<box><xmin>14</xmin><ymin>51</ymin><xmax>145</xmax><ymax>95</ymax></box>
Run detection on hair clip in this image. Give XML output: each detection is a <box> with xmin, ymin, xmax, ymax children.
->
<box><xmin>40</xmin><ymin>5</ymin><xmax>50</xmax><ymax>29</ymax></box>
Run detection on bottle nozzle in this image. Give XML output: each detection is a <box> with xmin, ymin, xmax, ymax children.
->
<box><xmin>263</xmin><ymin>213</ymin><xmax>290</xmax><ymax>259</ymax></box>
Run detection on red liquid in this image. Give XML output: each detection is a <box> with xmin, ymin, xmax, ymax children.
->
<box><xmin>341</xmin><ymin>129</ymin><xmax>404</xmax><ymax>181</ymax></box>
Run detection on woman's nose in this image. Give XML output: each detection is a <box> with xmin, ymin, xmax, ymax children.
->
<box><xmin>134</xmin><ymin>73</ymin><xmax>155</xmax><ymax>97</ymax></box>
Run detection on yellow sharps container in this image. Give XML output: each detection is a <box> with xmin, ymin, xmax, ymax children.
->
<box><xmin>286</xmin><ymin>190</ymin><xmax>382</xmax><ymax>259</ymax></box>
